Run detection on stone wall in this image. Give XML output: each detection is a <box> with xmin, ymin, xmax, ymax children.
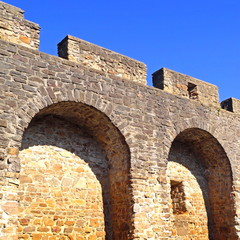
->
<box><xmin>0</xmin><ymin>1</ymin><xmax>40</xmax><ymax>50</ymax></box>
<box><xmin>19</xmin><ymin>116</ymin><xmax>108</xmax><ymax>240</ymax></box>
<box><xmin>221</xmin><ymin>97</ymin><xmax>240</xmax><ymax>113</ymax></box>
<box><xmin>168</xmin><ymin>144</ymin><xmax>209</xmax><ymax>239</ymax></box>
<box><xmin>167</xmin><ymin>129</ymin><xmax>236</xmax><ymax>239</ymax></box>
<box><xmin>58</xmin><ymin>35</ymin><xmax>147</xmax><ymax>85</ymax></box>
<box><xmin>0</xmin><ymin>1</ymin><xmax>240</xmax><ymax>240</ymax></box>
<box><xmin>152</xmin><ymin>68</ymin><xmax>219</xmax><ymax>107</ymax></box>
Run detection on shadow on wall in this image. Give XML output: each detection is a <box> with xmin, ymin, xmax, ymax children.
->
<box><xmin>168</xmin><ymin>142</ymin><xmax>210</xmax><ymax>239</ymax></box>
<box><xmin>168</xmin><ymin>128</ymin><xmax>237</xmax><ymax>240</ymax></box>
<box><xmin>19</xmin><ymin>115</ymin><xmax>111</xmax><ymax>239</ymax></box>
<box><xmin>18</xmin><ymin>101</ymin><xmax>131</xmax><ymax>240</ymax></box>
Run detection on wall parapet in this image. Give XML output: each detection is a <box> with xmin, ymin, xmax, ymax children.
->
<box><xmin>152</xmin><ymin>68</ymin><xmax>220</xmax><ymax>107</ymax></box>
<box><xmin>1</xmin><ymin>1</ymin><xmax>240</xmax><ymax>238</ymax></box>
<box><xmin>0</xmin><ymin>1</ymin><xmax>40</xmax><ymax>50</ymax></box>
<box><xmin>58</xmin><ymin>35</ymin><xmax>147</xmax><ymax>85</ymax></box>
<box><xmin>221</xmin><ymin>98</ymin><xmax>240</xmax><ymax>113</ymax></box>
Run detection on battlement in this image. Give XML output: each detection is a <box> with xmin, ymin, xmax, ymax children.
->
<box><xmin>0</xmin><ymin>1</ymin><xmax>40</xmax><ymax>49</ymax></box>
<box><xmin>152</xmin><ymin>68</ymin><xmax>219</xmax><ymax>107</ymax></box>
<box><xmin>1</xmin><ymin>2</ymin><xmax>240</xmax><ymax>240</ymax></box>
<box><xmin>0</xmin><ymin>1</ymin><xmax>239</xmax><ymax>112</ymax></box>
<box><xmin>58</xmin><ymin>35</ymin><xmax>147</xmax><ymax>85</ymax></box>
<box><xmin>221</xmin><ymin>98</ymin><xmax>240</xmax><ymax>113</ymax></box>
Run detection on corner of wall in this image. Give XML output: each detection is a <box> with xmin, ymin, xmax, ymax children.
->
<box><xmin>221</xmin><ymin>98</ymin><xmax>240</xmax><ymax>113</ymax></box>
<box><xmin>0</xmin><ymin>1</ymin><xmax>40</xmax><ymax>50</ymax></box>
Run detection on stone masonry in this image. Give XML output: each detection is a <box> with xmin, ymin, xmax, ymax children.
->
<box><xmin>0</xmin><ymin>2</ymin><xmax>40</xmax><ymax>50</ymax></box>
<box><xmin>0</xmin><ymin>1</ymin><xmax>240</xmax><ymax>240</ymax></box>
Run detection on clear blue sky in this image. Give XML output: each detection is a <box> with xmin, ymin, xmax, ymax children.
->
<box><xmin>3</xmin><ymin>0</ymin><xmax>240</xmax><ymax>101</ymax></box>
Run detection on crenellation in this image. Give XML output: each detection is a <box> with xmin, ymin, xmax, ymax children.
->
<box><xmin>152</xmin><ymin>67</ymin><xmax>220</xmax><ymax>107</ymax></box>
<box><xmin>221</xmin><ymin>98</ymin><xmax>240</xmax><ymax>113</ymax></box>
<box><xmin>58</xmin><ymin>35</ymin><xmax>147</xmax><ymax>85</ymax></box>
<box><xmin>0</xmin><ymin>1</ymin><xmax>24</xmax><ymax>18</ymax></box>
<box><xmin>0</xmin><ymin>1</ymin><xmax>40</xmax><ymax>50</ymax></box>
<box><xmin>0</xmin><ymin>2</ymin><xmax>240</xmax><ymax>240</ymax></box>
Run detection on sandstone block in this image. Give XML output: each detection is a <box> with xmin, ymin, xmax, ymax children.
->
<box><xmin>2</xmin><ymin>201</ymin><xmax>18</xmax><ymax>215</ymax></box>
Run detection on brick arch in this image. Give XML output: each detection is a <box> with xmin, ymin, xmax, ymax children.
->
<box><xmin>167</xmin><ymin>127</ymin><xmax>237</xmax><ymax>240</ymax></box>
<box><xmin>13</xmin><ymin>87</ymin><xmax>122</xmax><ymax>145</ymax></box>
<box><xmin>18</xmin><ymin>100</ymin><xmax>132</xmax><ymax>240</ymax></box>
<box><xmin>170</xmin><ymin>118</ymin><xmax>218</xmax><ymax>143</ymax></box>
<box><xmin>167</xmin><ymin>118</ymin><xmax>233</xmax><ymax>167</ymax></box>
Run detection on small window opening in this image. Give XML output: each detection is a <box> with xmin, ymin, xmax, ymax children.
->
<box><xmin>170</xmin><ymin>180</ymin><xmax>187</xmax><ymax>214</ymax></box>
<box><xmin>188</xmin><ymin>83</ymin><xmax>198</xmax><ymax>100</ymax></box>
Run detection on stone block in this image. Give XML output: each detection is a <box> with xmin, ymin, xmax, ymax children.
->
<box><xmin>2</xmin><ymin>201</ymin><xmax>18</xmax><ymax>215</ymax></box>
<box><xmin>7</xmin><ymin>148</ymin><xmax>19</xmax><ymax>155</ymax></box>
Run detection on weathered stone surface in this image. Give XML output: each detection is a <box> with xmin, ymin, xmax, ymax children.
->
<box><xmin>221</xmin><ymin>97</ymin><xmax>240</xmax><ymax>113</ymax></box>
<box><xmin>16</xmin><ymin>114</ymin><xmax>130</xmax><ymax>239</ymax></box>
<box><xmin>153</xmin><ymin>67</ymin><xmax>220</xmax><ymax>107</ymax></box>
<box><xmin>0</xmin><ymin>2</ymin><xmax>40</xmax><ymax>50</ymax></box>
<box><xmin>58</xmin><ymin>35</ymin><xmax>147</xmax><ymax>85</ymax></box>
<box><xmin>2</xmin><ymin>201</ymin><xmax>18</xmax><ymax>215</ymax></box>
<box><xmin>0</xmin><ymin>2</ymin><xmax>240</xmax><ymax>240</ymax></box>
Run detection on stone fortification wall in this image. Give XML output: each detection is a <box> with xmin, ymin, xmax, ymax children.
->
<box><xmin>0</xmin><ymin>1</ymin><xmax>40</xmax><ymax>50</ymax></box>
<box><xmin>153</xmin><ymin>68</ymin><xmax>219</xmax><ymax>107</ymax></box>
<box><xmin>221</xmin><ymin>97</ymin><xmax>240</xmax><ymax>113</ymax></box>
<box><xmin>19</xmin><ymin>116</ymin><xmax>108</xmax><ymax>240</ymax></box>
<box><xmin>0</xmin><ymin>1</ymin><xmax>240</xmax><ymax>240</ymax></box>
<box><xmin>58</xmin><ymin>35</ymin><xmax>147</xmax><ymax>85</ymax></box>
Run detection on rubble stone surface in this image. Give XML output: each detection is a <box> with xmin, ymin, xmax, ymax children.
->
<box><xmin>0</xmin><ymin>1</ymin><xmax>240</xmax><ymax>239</ymax></box>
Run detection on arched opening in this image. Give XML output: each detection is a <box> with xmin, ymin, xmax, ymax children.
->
<box><xmin>167</xmin><ymin>128</ymin><xmax>236</xmax><ymax>239</ymax></box>
<box><xmin>18</xmin><ymin>102</ymin><xmax>131</xmax><ymax>240</ymax></box>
